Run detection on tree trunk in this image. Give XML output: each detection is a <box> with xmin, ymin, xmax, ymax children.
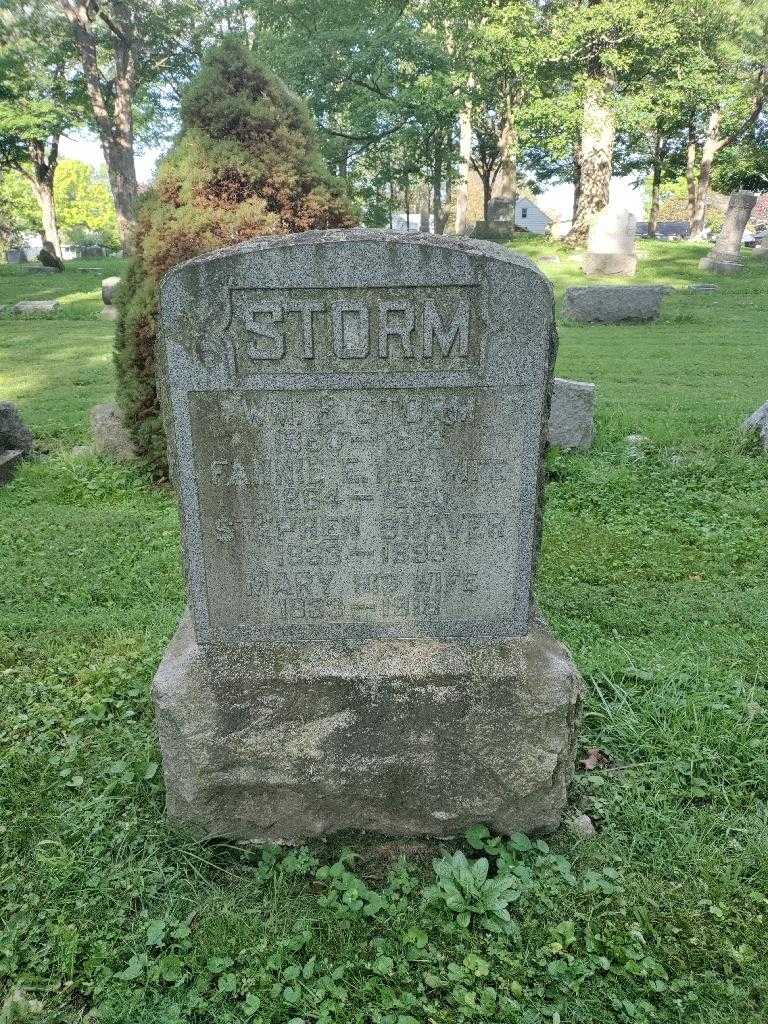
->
<box><xmin>498</xmin><ymin>92</ymin><xmax>518</xmax><ymax>235</ymax></box>
<box><xmin>419</xmin><ymin>183</ymin><xmax>430</xmax><ymax>231</ymax></box>
<box><xmin>572</xmin><ymin>145</ymin><xmax>581</xmax><ymax>223</ymax></box>
<box><xmin>454</xmin><ymin>81</ymin><xmax>474</xmax><ymax>235</ymax></box>
<box><xmin>648</xmin><ymin>135</ymin><xmax>663</xmax><ymax>239</ymax></box>
<box><xmin>567</xmin><ymin>78</ymin><xmax>615</xmax><ymax>245</ymax></box>
<box><xmin>690</xmin><ymin>108</ymin><xmax>721</xmax><ymax>240</ymax></box>
<box><xmin>686</xmin><ymin>123</ymin><xmax>698</xmax><ymax>225</ymax></box>
<box><xmin>482</xmin><ymin>174</ymin><xmax>492</xmax><ymax>222</ymax></box>
<box><xmin>35</xmin><ymin>179</ymin><xmax>62</xmax><ymax>257</ymax></box>
<box><xmin>404</xmin><ymin>173</ymin><xmax>410</xmax><ymax>230</ymax></box>
<box><xmin>432</xmin><ymin>131</ymin><xmax>444</xmax><ymax>235</ymax></box>
<box><xmin>60</xmin><ymin>0</ymin><xmax>139</xmax><ymax>253</ymax></box>
<box><xmin>27</xmin><ymin>136</ymin><xmax>62</xmax><ymax>257</ymax></box>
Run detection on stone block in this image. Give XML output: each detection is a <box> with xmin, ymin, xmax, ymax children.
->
<box><xmin>698</xmin><ymin>255</ymin><xmax>743</xmax><ymax>274</ymax></box>
<box><xmin>0</xmin><ymin>402</ymin><xmax>34</xmax><ymax>455</ymax></box>
<box><xmin>90</xmin><ymin>402</ymin><xmax>137</xmax><ymax>460</ymax></box>
<box><xmin>153</xmin><ymin>611</ymin><xmax>581</xmax><ymax>842</ymax></box>
<box><xmin>742</xmin><ymin>400</ymin><xmax>768</xmax><ymax>451</ymax></box>
<box><xmin>0</xmin><ymin>449</ymin><xmax>23</xmax><ymax>485</ymax></box>
<box><xmin>12</xmin><ymin>300</ymin><xmax>60</xmax><ymax>315</ymax></box>
<box><xmin>564</xmin><ymin>285</ymin><xmax>666</xmax><ymax>324</ymax></box>
<box><xmin>548</xmin><ymin>378</ymin><xmax>595</xmax><ymax>450</ymax></box>
<box><xmin>582</xmin><ymin>252</ymin><xmax>637</xmax><ymax>277</ymax></box>
<box><xmin>101</xmin><ymin>276</ymin><xmax>121</xmax><ymax>305</ymax></box>
<box><xmin>100</xmin><ymin>305</ymin><xmax>119</xmax><ymax>321</ymax></box>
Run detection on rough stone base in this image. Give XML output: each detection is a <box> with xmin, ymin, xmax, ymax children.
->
<box><xmin>742</xmin><ymin>400</ymin><xmax>768</xmax><ymax>451</ymax></box>
<box><xmin>698</xmin><ymin>255</ymin><xmax>743</xmax><ymax>274</ymax></box>
<box><xmin>153</xmin><ymin>612</ymin><xmax>582</xmax><ymax>843</ymax></box>
<box><xmin>564</xmin><ymin>285</ymin><xmax>666</xmax><ymax>324</ymax></box>
<box><xmin>0</xmin><ymin>449</ymin><xmax>23</xmax><ymax>485</ymax></box>
<box><xmin>582</xmin><ymin>252</ymin><xmax>637</xmax><ymax>277</ymax></box>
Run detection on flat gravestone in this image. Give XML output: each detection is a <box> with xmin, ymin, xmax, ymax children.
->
<box><xmin>153</xmin><ymin>229</ymin><xmax>581</xmax><ymax>842</ymax></box>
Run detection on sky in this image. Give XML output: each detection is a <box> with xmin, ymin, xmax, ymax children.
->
<box><xmin>60</xmin><ymin>132</ymin><xmax>166</xmax><ymax>186</ymax></box>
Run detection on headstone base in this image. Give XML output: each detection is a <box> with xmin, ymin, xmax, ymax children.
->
<box><xmin>564</xmin><ymin>285</ymin><xmax>667</xmax><ymax>324</ymax></box>
<box><xmin>698</xmin><ymin>255</ymin><xmax>743</xmax><ymax>274</ymax></box>
<box><xmin>153</xmin><ymin>611</ymin><xmax>582</xmax><ymax>843</ymax></box>
<box><xmin>582</xmin><ymin>253</ymin><xmax>637</xmax><ymax>277</ymax></box>
<box><xmin>0</xmin><ymin>449</ymin><xmax>23</xmax><ymax>485</ymax></box>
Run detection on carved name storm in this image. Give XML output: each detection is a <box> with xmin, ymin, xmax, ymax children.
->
<box><xmin>225</xmin><ymin>285</ymin><xmax>482</xmax><ymax>373</ymax></box>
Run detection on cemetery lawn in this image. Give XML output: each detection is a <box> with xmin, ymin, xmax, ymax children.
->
<box><xmin>1</xmin><ymin>245</ymin><xmax>767</xmax><ymax>1024</ymax></box>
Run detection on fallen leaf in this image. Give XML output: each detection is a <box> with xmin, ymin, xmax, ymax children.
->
<box><xmin>579</xmin><ymin>747</ymin><xmax>613</xmax><ymax>771</ymax></box>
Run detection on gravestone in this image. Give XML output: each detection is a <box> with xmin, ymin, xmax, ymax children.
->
<box><xmin>12</xmin><ymin>300</ymin><xmax>59</xmax><ymax>315</ymax></box>
<box><xmin>101</xmin><ymin>276</ymin><xmax>121</xmax><ymax>305</ymax></box>
<box><xmin>564</xmin><ymin>285</ymin><xmax>666</xmax><ymax>324</ymax></box>
<box><xmin>583</xmin><ymin>207</ymin><xmax>637</xmax><ymax>277</ymax></box>
<box><xmin>699</xmin><ymin>191</ymin><xmax>757</xmax><ymax>273</ymax></box>
<box><xmin>0</xmin><ymin>402</ymin><xmax>34</xmax><ymax>455</ymax></box>
<box><xmin>90</xmin><ymin>402</ymin><xmax>137</xmax><ymax>460</ymax></box>
<box><xmin>548</xmin><ymin>378</ymin><xmax>596</xmax><ymax>450</ymax></box>
<box><xmin>0</xmin><ymin>401</ymin><xmax>33</xmax><ymax>485</ymax></box>
<box><xmin>742</xmin><ymin>400</ymin><xmax>768</xmax><ymax>452</ymax></box>
<box><xmin>38</xmin><ymin>242</ymin><xmax>64</xmax><ymax>272</ymax></box>
<box><xmin>153</xmin><ymin>229</ymin><xmax>582</xmax><ymax>842</ymax></box>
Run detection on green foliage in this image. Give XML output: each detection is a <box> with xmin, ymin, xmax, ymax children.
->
<box><xmin>114</xmin><ymin>36</ymin><xmax>356</xmax><ymax>478</ymax></box>
<box><xmin>712</xmin><ymin>123</ymin><xmax>768</xmax><ymax>193</ymax></box>
<box><xmin>0</xmin><ymin>169</ymin><xmax>40</xmax><ymax>249</ymax></box>
<box><xmin>427</xmin><ymin>851</ymin><xmax>519</xmax><ymax>932</ymax></box>
<box><xmin>55</xmin><ymin>160</ymin><xmax>120</xmax><ymax>250</ymax></box>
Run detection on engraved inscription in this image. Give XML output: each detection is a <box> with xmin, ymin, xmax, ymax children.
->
<box><xmin>189</xmin><ymin>388</ymin><xmax>522</xmax><ymax>633</ymax></box>
<box><xmin>225</xmin><ymin>285</ymin><xmax>482</xmax><ymax>374</ymax></box>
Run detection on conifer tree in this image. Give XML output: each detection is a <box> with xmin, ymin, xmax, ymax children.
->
<box><xmin>114</xmin><ymin>37</ymin><xmax>357</xmax><ymax>476</ymax></box>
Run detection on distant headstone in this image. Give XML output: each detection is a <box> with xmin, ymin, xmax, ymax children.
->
<box><xmin>101</xmin><ymin>276</ymin><xmax>121</xmax><ymax>305</ymax></box>
<box><xmin>152</xmin><ymin>229</ymin><xmax>582</xmax><ymax>842</ymax></box>
<box><xmin>0</xmin><ymin>402</ymin><xmax>33</xmax><ymax>485</ymax></box>
<box><xmin>6</xmin><ymin>248</ymin><xmax>27</xmax><ymax>264</ymax></box>
<box><xmin>0</xmin><ymin>449</ymin><xmax>23</xmax><ymax>484</ymax></box>
<box><xmin>564</xmin><ymin>285</ymin><xmax>666</xmax><ymax>324</ymax></box>
<box><xmin>0</xmin><ymin>402</ymin><xmax>34</xmax><ymax>455</ymax></box>
<box><xmin>699</xmin><ymin>191</ymin><xmax>758</xmax><ymax>273</ymax></box>
<box><xmin>81</xmin><ymin>244</ymin><xmax>107</xmax><ymax>258</ymax></box>
<box><xmin>742</xmin><ymin>400</ymin><xmax>768</xmax><ymax>451</ymax></box>
<box><xmin>12</xmin><ymin>300</ymin><xmax>60</xmax><ymax>315</ymax></box>
<box><xmin>548</xmin><ymin>378</ymin><xmax>595</xmax><ymax>450</ymax></box>
<box><xmin>38</xmin><ymin>242</ymin><xmax>65</xmax><ymax>272</ymax></box>
<box><xmin>583</xmin><ymin>207</ymin><xmax>637</xmax><ymax>277</ymax></box>
<box><xmin>90</xmin><ymin>402</ymin><xmax>137</xmax><ymax>460</ymax></box>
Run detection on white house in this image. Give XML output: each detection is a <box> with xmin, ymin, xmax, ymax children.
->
<box><xmin>486</xmin><ymin>196</ymin><xmax>552</xmax><ymax>235</ymax></box>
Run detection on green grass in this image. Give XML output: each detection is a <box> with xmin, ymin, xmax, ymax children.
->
<box><xmin>1</xmin><ymin>248</ymin><xmax>767</xmax><ymax>1024</ymax></box>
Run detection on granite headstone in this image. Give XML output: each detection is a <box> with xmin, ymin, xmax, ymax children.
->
<box><xmin>564</xmin><ymin>285</ymin><xmax>666</xmax><ymax>324</ymax></box>
<box><xmin>583</xmin><ymin>207</ymin><xmax>637</xmax><ymax>277</ymax></box>
<box><xmin>152</xmin><ymin>229</ymin><xmax>582</xmax><ymax>842</ymax></box>
<box><xmin>699</xmin><ymin>190</ymin><xmax>757</xmax><ymax>273</ymax></box>
<box><xmin>548</xmin><ymin>378</ymin><xmax>596</xmax><ymax>450</ymax></box>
